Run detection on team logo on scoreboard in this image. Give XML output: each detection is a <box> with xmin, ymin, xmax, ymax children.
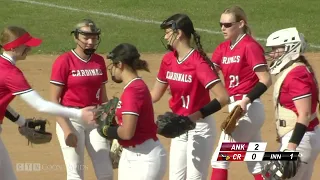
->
<box><xmin>220</xmin><ymin>153</ymin><xmax>231</xmax><ymax>161</ymax></box>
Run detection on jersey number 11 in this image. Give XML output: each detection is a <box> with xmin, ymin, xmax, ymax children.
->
<box><xmin>181</xmin><ymin>95</ymin><xmax>190</xmax><ymax>109</ymax></box>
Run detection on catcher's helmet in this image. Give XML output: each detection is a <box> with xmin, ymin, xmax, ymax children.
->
<box><xmin>265</xmin><ymin>27</ymin><xmax>307</xmax><ymax>75</ymax></box>
<box><xmin>70</xmin><ymin>19</ymin><xmax>101</xmax><ymax>55</ymax></box>
<box><xmin>71</xmin><ymin>19</ymin><xmax>101</xmax><ymax>38</ymax></box>
<box><xmin>160</xmin><ymin>13</ymin><xmax>195</xmax><ymax>38</ymax></box>
<box><xmin>106</xmin><ymin>43</ymin><xmax>140</xmax><ymax>64</ymax></box>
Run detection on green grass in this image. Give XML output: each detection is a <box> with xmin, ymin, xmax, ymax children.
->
<box><xmin>1</xmin><ymin>0</ymin><xmax>320</xmax><ymax>54</ymax></box>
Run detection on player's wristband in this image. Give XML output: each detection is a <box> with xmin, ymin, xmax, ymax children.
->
<box><xmin>5</xmin><ymin>109</ymin><xmax>26</xmax><ymax>127</ymax></box>
<box><xmin>5</xmin><ymin>109</ymin><xmax>20</xmax><ymax>122</ymax></box>
<box><xmin>106</xmin><ymin>126</ymin><xmax>122</xmax><ymax>140</ymax></box>
<box><xmin>289</xmin><ymin>122</ymin><xmax>307</xmax><ymax>146</ymax></box>
<box><xmin>246</xmin><ymin>82</ymin><xmax>268</xmax><ymax>103</ymax></box>
<box><xmin>199</xmin><ymin>98</ymin><xmax>222</xmax><ymax>118</ymax></box>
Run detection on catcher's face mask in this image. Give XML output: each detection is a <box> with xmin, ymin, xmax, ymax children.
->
<box><xmin>160</xmin><ymin>20</ymin><xmax>179</xmax><ymax>51</ymax></box>
<box><xmin>71</xmin><ymin>25</ymin><xmax>101</xmax><ymax>56</ymax></box>
<box><xmin>107</xmin><ymin>53</ymin><xmax>123</xmax><ymax>84</ymax></box>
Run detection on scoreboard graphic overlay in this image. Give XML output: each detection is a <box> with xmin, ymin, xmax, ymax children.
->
<box><xmin>215</xmin><ymin>142</ymin><xmax>299</xmax><ymax>161</ymax></box>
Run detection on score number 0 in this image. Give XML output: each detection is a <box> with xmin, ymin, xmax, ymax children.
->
<box><xmin>251</xmin><ymin>144</ymin><xmax>259</xmax><ymax>160</ymax></box>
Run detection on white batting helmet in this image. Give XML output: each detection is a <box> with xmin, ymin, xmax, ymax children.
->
<box><xmin>266</xmin><ymin>27</ymin><xmax>307</xmax><ymax>75</ymax></box>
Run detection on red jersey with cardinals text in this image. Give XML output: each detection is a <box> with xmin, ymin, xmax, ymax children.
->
<box><xmin>115</xmin><ymin>78</ymin><xmax>158</xmax><ymax>147</ymax></box>
<box><xmin>157</xmin><ymin>49</ymin><xmax>221</xmax><ymax>116</ymax></box>
<box><xmin>50</xmin><ymin>50</ymin><xmax>108</xmax><ymax>107</ymax></box>
<box><xmin>279</xmin><ymin>66</ymin><xmax>319</xmax><ymax>130</ymax></box>
<box><xmin>211</xmin><ymin>34</ymin><xmax>267</xmax><ymax>96</ymax></box>
<box><xmin>0</xmin><ymin>54</ymin><xmax>33</xmax><ymax>123</ymax></box>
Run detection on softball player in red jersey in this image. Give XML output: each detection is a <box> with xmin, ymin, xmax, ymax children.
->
<box><xmin>0</xmin><ymin>26</ymin><xmax>94</xmax><ymax>180</ymax></box>
<box><xmin>210</xmin><ymin>6</ymin><xmax>272</xmax><ymax>180</ymax></box>
<box><xmin>97</xmin><ymin>43</ymin><xmax>167</xmax><ymax>180</ymax></box>
<box><xmin>50</xmin><ymin>19</ymin><xmax>113</xmax><ymax>180</ymax></box>
<box><xmin>151</xmin><ymin>14</ymin><xmax>229</xmax><ymax>180</ymax></box>
<box><xmin>263</xmin><ymin>27</ymin><xmax>320</xmax><ymax>180</ymax></box>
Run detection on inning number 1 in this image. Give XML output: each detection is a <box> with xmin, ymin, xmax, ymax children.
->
<box><xmin>181</xmin><ymin>95</ymin><xmax>190</xmax><ymax>109</ymax></box>
<box><xmin>229</xmin><ymin>75</ymin><xmax>239</xmax><ymax>88</ymax></box>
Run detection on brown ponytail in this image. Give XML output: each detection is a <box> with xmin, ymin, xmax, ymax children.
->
<box><xmin>132</xmin><ymin>59</ymin><xmax>150</xmax><ymax>72</ymax></box>
<box><xmin>193</xmin><ymin>31</ymin><xmax>219</xmax><ymax>76</ymax></box>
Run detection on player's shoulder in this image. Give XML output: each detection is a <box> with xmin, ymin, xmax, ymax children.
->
<box><xmin>216</xmin><ymin>40</ymin><xmax>230</xmax><ymax>50</ymax></box>
<box><xmin>287</xmin><ymin>64</ymin><xmax>310</xmax><ymax>78</ymax></box>
<box><xmin>6</xmin><ymin>66</ymin><xmax>25</xmax><ymax>79</ymax></box>
<box><xmin>127</xmin><ymin>78</ymin><xmax>146</xmax><ymax>88</ymax></box>
<box><xmin>91</xmin><ymin>53</ymin><xmax>105</xmax><ymax>61</ymax></box>
<box><xmin>242</xmin><ymin>35</ymin><xmax>264</xmax><ymax>49</ymax></box>
<box><xmin>189</xmin><ymin>50</ymin><xmax>205</xmax><ymax>63</ymax></box>
<box><xmin>54</xmin><ymin>51</ymin><xmax>73</xmax><ymax>63</ymax></box>
<box><xmin>0</xmin><ymin>61</ymin><xmax>15</xmax><ymax>71</ymax></box>
<box><xmin>161</xmin><ymin>51</ymin><xmax>175</xmax><ymax>64</ymax></box>
<box><xmin>125</xmin><ymin>78</ymin><xmax>148</xmax><ymax>93</ymax></box>
<box><xmin>283</xmin><ymin>65</ymin><xmax>313</xmax><ymax>86</ymax></box>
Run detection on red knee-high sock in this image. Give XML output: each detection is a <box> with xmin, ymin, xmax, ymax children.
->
<box><xmin>211</xmin><ymin>168</ymin><xmax>228</xmax><ymax>180</ymax></box>
<box><xmin>253</xmin><ymin>173</ymin><xmax>266</xmax><ymax>180</ymax></box>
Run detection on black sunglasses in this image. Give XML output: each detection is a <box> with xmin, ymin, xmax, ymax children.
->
<box><xmin>219</xmin><ymin>22</ymin><xmax>237</xmax><ymax>28</ymax></box>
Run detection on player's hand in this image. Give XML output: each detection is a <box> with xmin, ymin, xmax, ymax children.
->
<box><xmin>238</xmin><ymin>97</ymin><xmax>250</xmax><ymax>115</ymax></box>
<box><xmin>286</xmin><ymin>142</ymin><xmax>298</xmax><ymax>151</ymax></box>
<box><xmin>80</xmin><ymin>106</ymin><xmax>96</xmax><ymax>125</ymax></box>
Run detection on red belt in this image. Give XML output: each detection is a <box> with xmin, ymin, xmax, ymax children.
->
<box><xmin>229</xmin><ymin>94</ymin><xmax>246</xmax><ymax>103</ymax></box>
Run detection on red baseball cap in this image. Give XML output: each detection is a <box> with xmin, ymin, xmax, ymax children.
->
<box><xmin>2</xmin><ymin>32</ymin><xmax>42</xmax><ymax>51</ymax></box>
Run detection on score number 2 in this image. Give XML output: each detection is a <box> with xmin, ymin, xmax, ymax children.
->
<box><xmin>229</xmin><ymin>75</ymin><xmax>239</xmax><ymax>88</ymax></box>
<box><xmin>181</xmin><ymin>95</ymin><xmax>190</xmax><ymax>109</ymax></box>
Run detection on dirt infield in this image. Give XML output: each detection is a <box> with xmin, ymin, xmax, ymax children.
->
<box><xmin>2</xmin><ymin>53</ymin><xmax>320</xmax><ymax>180</ymax></box>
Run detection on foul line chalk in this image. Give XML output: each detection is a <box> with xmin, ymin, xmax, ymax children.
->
<box><xmin>11</xmin><ymin>0</ymin><xmax>320</xmax><ymax>49</ymax></box>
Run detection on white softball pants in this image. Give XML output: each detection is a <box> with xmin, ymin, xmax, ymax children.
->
<box><xmin>279</xmin><ymin>126</ymin><xmax>320</xmax><ymax>180</ymax></box>
<box><xmin>169</xmin><ymin>115</ymin><xmax>216</xmax><ymax>180</ymax></box>
<box><xmin>211</xmin><ymin>98</ymin><xmax>265</xmax><ymax>174</ymax></box>
<box><xmin>56</xmin><ymin>118</ymin><xmax>113</xmax><ymax>180</ymax></box>
<box><xmin>0</xmin><ymin>126</ymin><xmax>17</xmax><ymax>180</ymax></box>
<box><xmin>118</xmin><ymin>138</ymin><xmax>167</xmax><ymax>180</ymax></box>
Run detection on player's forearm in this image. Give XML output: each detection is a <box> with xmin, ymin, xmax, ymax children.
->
<box><xmin>259</xmin><ymin>74</ymin><xmax>272</xmax><ymax>88</ymax></box>
<box><xmin>19</xmin><ymin>90</ymin><xmax>82</xmax><ymax>119</ymax></box>
<box><xmin>246</xmin><ymin>67</ymin><xmax>272</xmax><ymax>103</ymax></box>
<box><xmin>117</xmin><ymin>126</ymin><xmax>135</xmax><ymax>140</ymax></box>
<box><xmin>287</xmin><ymin>114</ymin><xmax>310</xmax><ymax>150</ymax></box>
<box><xmin>101</xmin><ymin>84</ymin><xmax>108</xmax><ymax>103</ymax></box>
<box><xmin>190</xmin><ymin>83</ymin><xmax>229</xmax><ymax>121</ymax></box>
<box><xmin>5</xmin><ymin>106</ymin><xmax>26</xmax><ymax>127</ymax></box>
<box><xmin>150</xmin><ymin>90</ymin><xmax>161</xmax><ymax>103</ymax></box>
<box><xmin>189</xmin><ymin>98</ymin><xmax>224</xmax><ymax>122</ymax></box>
<box><xmin>150</xmin><ymin>81</ymin><xmax>168</xmax><ymax>103</ymax></box>
<box><xmin>296</xmin><ymin>113</ymin><xmax>311</xmax><ymax>126</ymax></box>
<box><xmin>50</xmin><ymin>91</ymin><xmax>75</xmax><ymax>134</ymax></box>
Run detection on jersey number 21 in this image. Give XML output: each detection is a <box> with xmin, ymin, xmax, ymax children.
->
<box><xmin>229</xmin><ymin>75</ymin><xmax>239</xmax><ymax>88</ymax></box>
